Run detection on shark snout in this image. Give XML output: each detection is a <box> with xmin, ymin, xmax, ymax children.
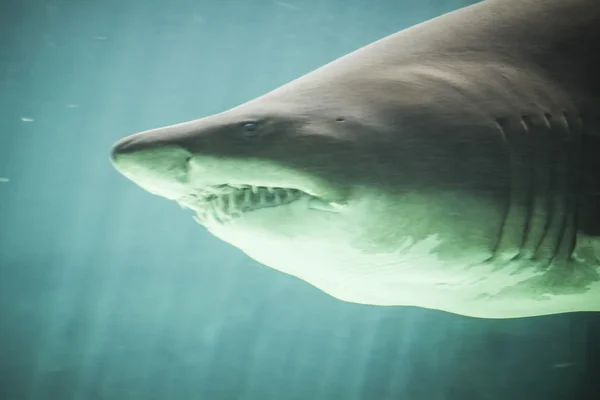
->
<box><xmin>110</xmin><ymin>135</ymin><xmax>138</xmax><ymax>160</ymax></box>
<box><xmin>110</xmin><ymin>130</ymin><xmax>193</xmax><ymax>199</ymax></box>
<box><xmin>110</xmin><ymin>117</ymin><xmax>211</xmax><ymax>161</ymax></box>
<box><xmin>111</xmin><ymin>126</ymin><xmax>180</xmax><ymax>159</ymax></box>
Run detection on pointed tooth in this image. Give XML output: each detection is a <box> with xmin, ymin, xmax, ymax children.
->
<box><xmin>211</xmin><ymin>207</ymin><xmax>222</xmax><ymax>224</ymax></box>
<box><xmin>251</xmin><ymin>186</ymin><xmax>259</xmax><ymax>194</ymax></box>
<box><xmin>236</xmin><ymin>192</ymin><xmax>245</xmax><ymax>211</ymax></box>
<box><xmin>259</xmin><ymin>189</ymin><xmax>267</xmax><ymax>204</ymax></box>
<box><xmin>244</xmin><ymin>189</ymin><xmax>252</xmax><ymax>208</ymax></box>
<box><xmin>217</xmin><ymin>200</ymin><xmax>227</xmax><ymax>219</ymax></box>
<box><xmin>212</xmin><ymin>203</ymin><xmax>226</xmax><ymax>223</ymax></box>
<box><xmin>274</xmin><ymin>191</ymin><xmax>283</xmax><ymax>205</ymax></box>
<box><xmin>229</xmin><ymin>192</ymin><xmax>237</xmax><ymax>211</ymax></box>
<box><xmin>217</xmin><ymin>195</ymin><xmax>226</xmax><ymax>211</ymax></box>
<box><xmin>205</xmin><ymin>205</ymin><xmax>215</xmax><ymax>222</ymax></box>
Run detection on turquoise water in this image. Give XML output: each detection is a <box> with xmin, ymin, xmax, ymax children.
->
<box><xmin>0</xmin><ymin>0</ymin><xmax>598</xmax><ymax>399</ymax></box>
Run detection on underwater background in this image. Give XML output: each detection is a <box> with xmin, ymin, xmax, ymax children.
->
<box><xmin>0</xmin><ymin>0</ymin><xmax>599</xmax><ymax>399</ymax></box>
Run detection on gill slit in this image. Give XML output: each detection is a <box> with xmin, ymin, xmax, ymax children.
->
<box><xmin>490</xmin><ymin>111</ymin><xmax>583</xmax><ymax>269</ymax></box>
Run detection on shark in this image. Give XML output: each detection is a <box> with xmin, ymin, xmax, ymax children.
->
<box><xmin>110</xmin><ymin>0</ymin><xmax>600</xmax><ymax>318</ymax></box>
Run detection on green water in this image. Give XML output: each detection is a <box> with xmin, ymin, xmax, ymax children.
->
<box><xmin>0</xmin><ymin>0</ymin><xmax>598</xmax><ymax>399</ymax></box>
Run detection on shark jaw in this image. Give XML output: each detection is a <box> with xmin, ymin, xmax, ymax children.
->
<box><xmin>109</xmin><ymin>146</ymin><xmax>350</xmax><ymax>228</ymax></box>
<box><xmin>176</xmin><ymin>183</ymin><xmax>346</xmax><ymax>226</ymax></box>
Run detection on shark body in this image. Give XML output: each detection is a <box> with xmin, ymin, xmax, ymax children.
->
<box><xmin>111</xmin><ymin>0</ymin><xmax>600</xmax><ymax>318</ymax></box>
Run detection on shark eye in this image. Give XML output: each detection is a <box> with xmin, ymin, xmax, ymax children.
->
<box><xmin>241</xmin><ymin>122</ymin><xmax>260</xmax><ymax>138</ymax></box>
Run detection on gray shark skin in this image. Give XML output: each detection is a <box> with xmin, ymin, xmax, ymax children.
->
<box><xmin>111</xmin><ymin>0</ymin><xmax>600</xmax><ymax>318</ymax></box>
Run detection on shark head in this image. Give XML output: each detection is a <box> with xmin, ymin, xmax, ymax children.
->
<box><xmin>110</xmin><ymin>95</ymin><xmax>360</xmax><ymax>244</ymax></box>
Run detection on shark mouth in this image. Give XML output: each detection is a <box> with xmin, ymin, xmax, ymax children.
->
<box><xmin>177</xmin><ymin>184</ymin><xmax>342</xmax><ymax>224</ymax></box>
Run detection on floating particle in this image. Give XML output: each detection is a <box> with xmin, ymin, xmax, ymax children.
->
<box><xmin>20</xmin><ymin>117</ymin><xmax>34</xmax><ymax>122</ymax></box>
<box><xmin>553</xmin><ymin>362</ymin><xmax>574</xmax><ymax>368</ymax></box>
<box><xmin>0</xmin><ymin>177</ymin><xmax>9</xmax><ymax>183</ymax></box>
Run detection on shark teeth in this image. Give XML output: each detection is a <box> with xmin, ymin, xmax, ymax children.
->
<box><xmin>181</xmin><ymin>184</ymin><xmax>345</xmax><ymax>225</ymax></box>
<box><xmin>187</xmin><ymin>185</ymin><xmax>302</xmax><ymax>224</ymax></box>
